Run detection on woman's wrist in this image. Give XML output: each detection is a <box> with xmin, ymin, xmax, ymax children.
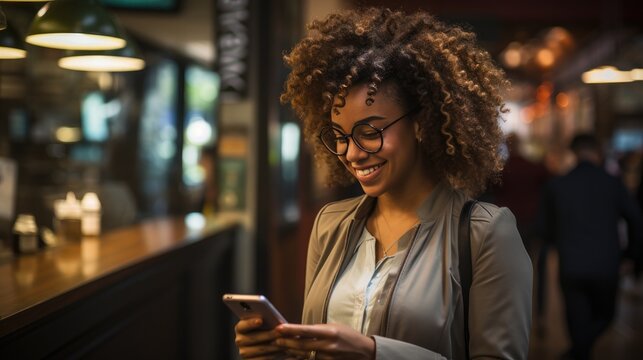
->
<box><xmin>363</xmin><ymin>335</ymin><xmax>376</xmax><ymax>360</ymax></box>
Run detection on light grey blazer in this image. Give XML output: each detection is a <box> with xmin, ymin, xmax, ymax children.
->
<box><xmin>302</xmin><ymin>183</ymin><xmax>532</xmax><ymax>359</ymax></box>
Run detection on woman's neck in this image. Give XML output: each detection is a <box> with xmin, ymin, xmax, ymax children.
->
<box><xmin>376</xmin><ymin>175</ymin><xmax>434</xmax><ymax>218</ymax></box>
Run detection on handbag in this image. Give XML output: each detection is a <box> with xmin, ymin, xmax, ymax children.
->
<box><xmin>458</xmin><ymin>200</ymin><xmax>477</xmax><ymax>360</ymax></box>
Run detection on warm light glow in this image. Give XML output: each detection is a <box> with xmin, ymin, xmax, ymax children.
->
<box><xmin>631</xmin><ymin>69</ymin><xmax>643</xmax><ymax>81</ymax></box>
<box><xmin>536</xmin><ymin>48</ymin><xmax>555</xmax><ymax>68</ymax></box>
<box><xmin>55</xmin><ymin>127</ymin><xmax>82</xmax><ymax>143</ymax></box>
<box><xmin>582</xmin><ymin>66</ymin><xmax>632</xmax><ymax>84</ymax></box>
<box><xmin>556</xmin><ymin>92</ymin><xmax>570</xmax><ymax>108</ymax></box>
<box><xmin>185</xmin><ymin>41</ymin><xmax>214</xmax><ymax>64</ymax></box>
<box><xmin>521</xmin><ymin>107</ymin><xmax>534</xmax><ymax>124</ymax></box>
<box><xmin>96</xmin><ymin>72</ymin><xmax>113</xmax><ymax>89</ymax></box>
<box><xmin>503</xmin><ymin>50</ymin><xmax>521</xmax><ymax>68</ymax></box>
<box><xmin>536</xmin><ymin>82</ymin><xmax>553</xmax><ymax>102</ymax></box>
<box><xmin>0</xmin><ymin>46</ymin><xmax>26</xmax><ymax>59</ymax></box>
<box><xmin>545</xmin><ymin>27</ymin><xmax>574</xmax><ymax>50</ymax></box>
<box><xmin>501</xmin><ymin>42</ymin><xmax>522</xmax><ymax>69</ymax></box>
<box><xmin>26</xmin><ymin>33</ymin><xmax>126</xmax><ymax>51</ymax></box>
<box><xmin>58</xmin><ymin>55</ymin><xmax>145</xmax><ymax>72</ymax></box>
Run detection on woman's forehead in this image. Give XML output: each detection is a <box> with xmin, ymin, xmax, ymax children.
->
<box><xmin>332</xmin><ymin>84</ymin><xmax>402</xmax><ymax>122</ymax></box>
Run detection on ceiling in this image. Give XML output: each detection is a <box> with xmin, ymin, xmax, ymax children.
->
<box><xmin>0</xmin><ymin>0</ymin><xmax>215</xmax><ymax>65</ymax></box>
<box><xmin>114</xmin><ymin>0</ymin><xmax>643</xmax><ymax>79</ymax></box>
<box><xmin>2</xmin><ymin>0</ymin><xmax>642</xmax><ymax>76</ymax></box>
<box><xmin>112</xmin><ymin>0</ymin><xmax>215</xmax><ymax>65</ymax></box>
<box><xmin>358</xmin><ymin>0</ymin><xmax>643</xmax><ymax>84</ymax></box>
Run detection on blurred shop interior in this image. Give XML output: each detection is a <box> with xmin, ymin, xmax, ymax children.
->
<box><xmin>0</xmin><ymin>0</ymin><xmax>642</xmax><ymax>358</ymax></box>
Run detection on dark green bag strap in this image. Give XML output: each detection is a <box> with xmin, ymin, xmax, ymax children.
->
<box><xmin>458</xmin><ymin>200</ymin><xmax>477</xmax><ymax>359</ymax></box>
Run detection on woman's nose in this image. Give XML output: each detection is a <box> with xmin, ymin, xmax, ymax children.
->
<box><xmin>344</xmin><ymin>137</ymin><xmax>368</xmax><ymax>162</ymax></box>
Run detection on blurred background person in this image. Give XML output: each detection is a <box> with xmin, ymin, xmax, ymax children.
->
<box><xmin>492</xmin><ymin>132</ymin><xmax>551</xmax><ymax>336</ymax></box>
<box><xmin>494</xmin><ymin>133</ymin><xmax>551</xmax><ymax>253</ymax></box>
<box><xmin>536</xmin><ymin>133</ymin><xmax>642</xmax><ymax>360</ymax></box>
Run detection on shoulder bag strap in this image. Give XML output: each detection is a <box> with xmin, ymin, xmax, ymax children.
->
<box><xmin>458</xmin><ymin>200</ymin><xmax>476</xmax><ymax>360</ymax></box>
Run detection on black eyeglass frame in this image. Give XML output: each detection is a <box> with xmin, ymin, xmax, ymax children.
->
<box><xmin>318</xmin><ymin>108</ymin><xmax>418</xmax><ymax>156</ymax></box>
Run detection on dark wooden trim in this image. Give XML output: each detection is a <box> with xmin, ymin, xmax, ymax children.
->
<box><xmin>0</xmin><ymin>216</ymin><xmax>238</xmax><ymax>359</ymax></box>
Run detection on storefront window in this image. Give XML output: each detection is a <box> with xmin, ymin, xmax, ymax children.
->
<box><xmin>139</xmin><ymin>59</ymin><xmax>179</xmax><ymax>215</ymax></box>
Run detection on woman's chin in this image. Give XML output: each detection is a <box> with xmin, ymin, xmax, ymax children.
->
<box><xmin>358</xmin><ymin>183</ymin><xmax>384</xmax><ymax>198</ymax></box>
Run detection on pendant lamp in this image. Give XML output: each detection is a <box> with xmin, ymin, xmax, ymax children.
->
<box><xmin>0</xmin><ymin>22</ymin><xmax>25</xmax><ymax>59</ymax></box>
<box><xmin>0</xmin><ymin>4</ymin><xmax>6</xmax><ymax>31</ymax></box>
<box><xmin>1</xmin><ymin>1</ymin><xmax>51</xmax><ymax>30</ymax></box>
<box><xmin>58</xmin><ymin>37</ymin><xmax>145</xmax><ymax>72</ymax></box>
<box><xmin>26</xmin><ymin>0</ymin><xmax>126</xmax><ymax>50</ymax></box>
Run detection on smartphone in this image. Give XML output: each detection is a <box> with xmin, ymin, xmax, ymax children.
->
<box><xmin>223</xmin><ymin>294</ymin><xmax>288</xmax><ymax>330</ymax></box>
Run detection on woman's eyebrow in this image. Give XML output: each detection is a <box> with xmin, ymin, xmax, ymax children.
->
<box><xmin>331</xmin><ymin>115</ymin><xmax>387</xmax><ymax>129</ymax></box>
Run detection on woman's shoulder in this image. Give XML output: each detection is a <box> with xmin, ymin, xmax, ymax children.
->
<box><xmin>319</xmin><ymin>195</ymin><xmax>367</xmax><ymax>216</ymax></box>
<box><xmin>468</xmin><ymin>201</ymin><xmax>523</xmax><ymax>252</ymax></box>
<box><xmin>470</xmin><ymin>201</ymin><xmax>513</xmax><ymax>223</ymax></box>
<box><xmin>447</xmin><ymin>189</ymin><xmax>513</xmax><ymax>225</ymax></box>
<box><xmin>470</xmin><ymin>201</ymin><xmax>520</xmax><ymax>234</ymax></box>
<box><xmin>313</xmin><ymin>195</ymin><xmax>368</xmax><ymax>233</ymax></box>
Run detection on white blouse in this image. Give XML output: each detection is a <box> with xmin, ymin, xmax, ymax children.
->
<box><xmin>326</xmin><ymin>226</ymin><xmax>405</xmax><ymax>334</ymax></box>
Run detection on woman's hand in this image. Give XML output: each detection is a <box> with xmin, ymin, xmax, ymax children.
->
<box><xmin>275</xmin><ymin>323</ymin><xmax>375</xmax><ymax>360</ymax></box>
<box><xmin>235</xmin><ymin>317</ymin><xmax>284</xmax><ymax>359</ymax></box>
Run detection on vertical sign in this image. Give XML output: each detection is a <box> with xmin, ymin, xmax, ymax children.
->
<box><xmin>216</xmin><ymin>0</ymin><xmax>250</xmax><ymax>102</ymax></box>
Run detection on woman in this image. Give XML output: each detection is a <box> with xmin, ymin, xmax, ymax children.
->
<box><xmin>235</xmin><ymin>7</ymin><xmax>532</xmax><ymax>359</ymax></box>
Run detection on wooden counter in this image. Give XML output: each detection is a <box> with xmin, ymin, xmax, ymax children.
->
<box><xmin>0</xmin><ymin>215</ymin><xmax>239</xmax><ymax>359</ymax></box>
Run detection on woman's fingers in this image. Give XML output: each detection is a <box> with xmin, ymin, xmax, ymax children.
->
<box><xmin>235</xmin><ymin>317</ymin><xmax>264</xmax><ymax>333</ymax></box>
<box><xmin>235</xmin><ymin>330</ymin><xmax>280</xmax><ymax>347</ymax></box>
<box><xmin>238</xmin><ymin>343</ymin><xmax>283</xmax><ymax>359</ymax></box>
<box><xmin>275</xmin><ymin>336</ymin><xmax>325</xmax><ymax>351</ymax></box>
<box><xmin>235</xmin><ymin>317</ymin><xmax>283</xmax><ymax>358</ymax></box>
<box><xmin>275</xmin><ymin>324</ymin><xmax>335</xmax><ymax>353</ymax></box>
<box><xmin>284</xmin><ymin>348</ymin><xmax>310</xmax><ymax>359</ymax></box>
<box><xmin>277</xmin><ymin>323</ymin><xmax>337</xmax><ymax>339</ymax></box>
<box><xmin>275</xmin><ymin>323</ymin><xmax>375</xmax><ymax>360</ymax></box>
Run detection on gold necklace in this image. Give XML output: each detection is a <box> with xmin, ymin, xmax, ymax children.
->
<box><xmin>374</xmin><ymin>207</ymin><xmax>418</xmax><ymax>257</ymax></box>
<box><xmin>382</xmin><ymin>236</ymin><xmax>402</xmax><ymax>257</ymax></box>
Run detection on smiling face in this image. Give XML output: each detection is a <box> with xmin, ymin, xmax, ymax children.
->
<box><xmin>331</xmin><ymin>82</ymin><xmax>429</xmax><ymax>199</ymax></box>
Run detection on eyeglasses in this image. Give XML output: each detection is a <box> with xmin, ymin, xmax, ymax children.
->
<box><xmin>319</xmin><ymin>109</ymin><xmax>416</xmax><ymax>156</ymax></box>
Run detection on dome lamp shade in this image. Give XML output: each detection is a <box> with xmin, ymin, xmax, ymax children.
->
<box><xmin>0</xmin><ymin>22</ymin><xmax>26</xmax><ymax>59</ymax></box>
<box><xmin>26</xmin><ymin>0</ymin><xmax>126</xmax><ymax>50</ymax></box>
<box><xmin>58</xmin><ymin>39</ymin><xmax>145</xmax><ymax>72</ymax></box>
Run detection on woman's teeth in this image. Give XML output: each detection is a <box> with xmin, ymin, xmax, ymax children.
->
<box><xmin>356</xmin><ymin>164</ymin><xmax>381</xmax><ymax>176</ymax></box>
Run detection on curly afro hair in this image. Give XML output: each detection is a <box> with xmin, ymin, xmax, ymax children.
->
<box><xmin>281</xmin><ymin>7</ymin><xmax>508</xmax><ymax>195</ymax></box>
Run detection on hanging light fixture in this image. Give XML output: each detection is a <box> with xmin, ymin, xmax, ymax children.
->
<box><xmin>0</xmin><ymin>4</ymin><xmax>6</xmax><ymax>31</ymax></box>
<box><xmin>1</xmin><ymin>0</ymin><xmax>52</xmax><ymax>30</ymax></box>
<box><xmin>582</xmin><ymin>66</ymin><xmax>633</xmax><ymax>84</ymax></box>
<box><xmin>26</xmin><ymin>0</ymin><xmax>126</xmax><ymax>50</ymax></box>
<box><xmin>58</xmin><ymin>37</ymin><xmax>145</xmax><ymax>72</ymax></box>
<box><xmin>0</xmin><ymin>21</ymin><xmax>26</xmax><ymax>59</ymax></box>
